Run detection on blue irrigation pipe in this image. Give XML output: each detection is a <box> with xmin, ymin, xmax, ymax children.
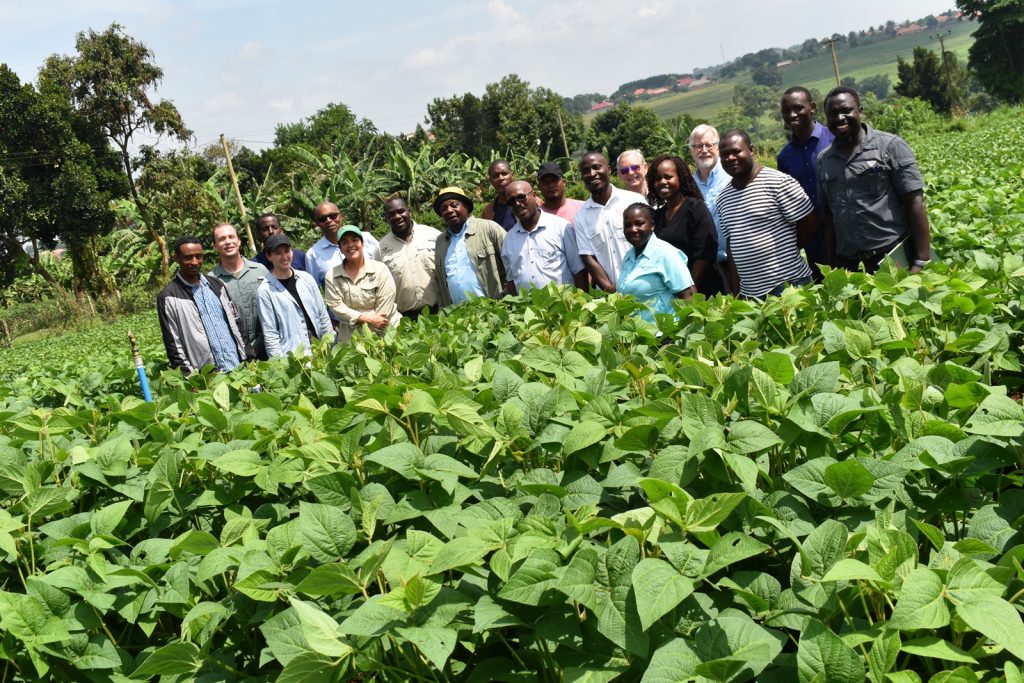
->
<box><xmin>127</xmin><ymin>329</ymin><xmax>152</xmax><ymax>402</ymax></box>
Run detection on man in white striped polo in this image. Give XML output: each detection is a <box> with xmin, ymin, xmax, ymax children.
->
<box><xmin>716</xmin><ymin>129</ymin><xmax>820</xmax><ymax>299</ymax></box>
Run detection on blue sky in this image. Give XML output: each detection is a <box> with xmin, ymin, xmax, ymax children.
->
<box><xmin>1</xmin><ymin>0</ymin><xmax>954</xmax><ymax>151</ymax></box>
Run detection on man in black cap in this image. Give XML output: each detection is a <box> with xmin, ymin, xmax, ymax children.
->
<box><xmin>537</xmin><ymin>162</ymin><xmax>584</xmax><ymax>227</ymax></box>
<box><xmin>431</xmin><ymin>186</ymin><xmax>507</xmax><ymax>307</ymax></box>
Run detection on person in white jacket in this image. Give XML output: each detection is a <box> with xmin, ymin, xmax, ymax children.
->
<box><xmin>257</xmin><ymin>234</ymin><xmax>333</xmax><ymax>358</ymax></box>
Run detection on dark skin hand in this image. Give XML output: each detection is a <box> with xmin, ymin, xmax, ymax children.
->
<box><xmin>675</xmin><ymin>286</ymin><xmax>695</xmax><ymax>300</ymax></box>
<box><xmin>581</xmin><ymin>255</ymin><xmax>615</xmax><ymax>292</ymax></box>
<box><xmin>572</xmin><ymin>269</ymin><xmax>590</xmax><ymax>291</ymax></box>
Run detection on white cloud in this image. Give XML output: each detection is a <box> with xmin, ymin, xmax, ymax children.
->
<box><xmin>238</xmin><ymin>41</ymin><xmax>261</xmax><ymax>60</ymax></box>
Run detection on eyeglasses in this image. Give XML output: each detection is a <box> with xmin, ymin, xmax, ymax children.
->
<box><xmin>507</xmin><ymin>193</ymin><xmax>533</xmax><ymax>204</ymax></box>
<box><xmin>690</xmin><ymin>142</ymin><xmax>718</xmax><ymax>151</ymax></box>
<box><xmin>314</xmin><ymin>212</ymin><xmax>340</xmax><ymax>224</ymax></box>
<box><xmin>619</xmin><ymin>164</ymin><xmax>641</xmax><ymax>175</ymax></box>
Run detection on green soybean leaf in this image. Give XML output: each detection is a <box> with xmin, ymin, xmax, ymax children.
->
<box><xmin>212</xmin><ymin>449</ymin><xmax>261</xmax><ymax>477</ymax></box>
<box><xmin>90</xmin><ymin>500</ymin><xmax>132</xmax><ymax>537</ymax></box>
<box><xmin>727</xmin><ymin>420</ymin><xmax>782</xmax><ymax>454</ymax></box>
<box><xmin>889</xmin><ymin>568</ymin><xmax>950</xmax><ymax>630</ymax></box>
<box><xmin>295</xmin><ymin>563</ymin><xmax>362</xmax><ymax>597</ymax></box>
<box><xmin>955</xmin><ymin>594</ymin><xmax>1024</xmax><ymax>660</ymax></box>
<box><xmin>641</xmin><ymin>638</ymin><xmax>700</xmax><ymax>683</ymax></box>
<box><xmin>631</xmin><ymin>558</ymin><xmax>695</xmax><ymax>630</ymax></box>
<box><xmin>289</xmin><ymin>598</ymin><xmax>351</xmax><ymax>658</ymax></box>
<box><xmin>299</xmin><ymin>502</ymin><xmax>356</xmax><ymax>563</ymax></box>
<box><xmin>683</xmin><ymin>492</ymin><xmax>746</xmax><ymax>533</ymax></box>
<box><xmin>797</xmin><ymin>619</ymin><xmax>864</xmax><ymax>683</ymax></box>
<box><xmin>563</xmin><ymin>421</ymin><xmax>607</xmax><ymax>456</ymax></box>
<box><xmin>396</xmin><ymin>626</ymin><xmax>457</xmax><ymax>669</ymax></box>
<box><xmin>131</xmin><ymin>642</ymin><xmax>201</xmax><ymax>677</ymax></box>
<box><xmin>823</xmin><ymin>460</ymin><xmax>874</xmax><ymax>499</ymax></box>
<box><xmin>427</xmin><ymin>537</ymin><xmax>491</xmax><ymax>575</ymax></box>
<box><xmin>901</xmin><ymin>637</ymin><xmax>977</xmax><ymax>664</ymax></box>
<box><xmin>821</xmin><ymin>558</ymin><xmax>883</xmax><ymax>583</ymax></box>
<box><xmin>278</xmin><ymin>652</ymin><xmax>339</xmax><ymax>683</ymax></box>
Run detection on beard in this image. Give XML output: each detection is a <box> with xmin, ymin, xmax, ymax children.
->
<box><xmin>695</xmin><ymin>156</ymin><xmax>717</xmax><ymax>172</ymax></box>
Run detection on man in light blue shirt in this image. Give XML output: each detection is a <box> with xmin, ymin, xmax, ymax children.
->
<box><xmin>689</xmin><ymin>124</ymin><xmax>732</xmax><ymax>266</ymax></box>
<box><xmin>432</xmin><ymin>187</ymin><xmax>507</xmax><ymax>307</ymax></box>
<box><xmin>501</xmin><ymin>180</ymin><xmax>587</xmax><ymax>294</ymax></box>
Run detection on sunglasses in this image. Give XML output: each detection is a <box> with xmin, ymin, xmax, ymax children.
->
<box><xmin>507</xmin><ymin>193</ymin><xmax>533</xmax><ymax>204</ymax></box>
<box><xmin>619</xmin><ymin>164</ymin><xmax>641</xmax><ymax>175</ymax></box>
<box><xmin>314</xmin><ymin>212</ymin><xmax>340</xmax><ymax>224</ymax></box>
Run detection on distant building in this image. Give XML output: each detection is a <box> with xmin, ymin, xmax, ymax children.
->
<box><xmin>895</xmin><ymin>23</ymin><xmax>923</xmax><ymax>35</ymax></box>
<box><xmin>688</xmin><ymin>77</ymin><xmax>713</xmax><ymax>90</ymax></box>
<box><xmin>633</xmin><ymin>88</ymin><xmax>647</xmax><ymax>96</ymax></box>
<box><xmin>646</xmin><ymin>87</ymin><xmax>670</xmax><ymax>96</ymax></box>
<box><xmin>590</xmin><ymin>100</ymin><xmax>614</xmax><ymax>112</ymax></box>
<box><xmin>676</xmin><ymin>76</ymin><xmax>694</xmax><ymax>88</ymax></box>
<box><xmin>776</xmin><ymin>59</ymin><xmax>796</xmax><ymax>68</ymax></box>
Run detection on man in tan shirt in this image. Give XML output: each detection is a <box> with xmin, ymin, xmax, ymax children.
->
<box><xmin>379</xmin><ymin>197</ymin><xmax>442</xmax><ymax>320</ymax></box>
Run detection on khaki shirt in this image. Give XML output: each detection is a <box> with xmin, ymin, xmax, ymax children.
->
<box><xmin>379</xmin><ymin>223</ymin><xmax>441</xmax><ymax>313</ymax></box>
<box><xmin>210</xmin><ymin>258</ymin><xmax>268</xmax><ymax>357</ymax></box>
<box><xmin>324</xmin><ymin>259</ymin><xmax>401</xmax><ymax>344</ymax></box>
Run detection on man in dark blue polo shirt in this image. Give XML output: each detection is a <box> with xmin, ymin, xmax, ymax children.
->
<box><xmin>777</xmin><ymin>86</ymin><xmax>834</xmax><ymax>279</ymax></box>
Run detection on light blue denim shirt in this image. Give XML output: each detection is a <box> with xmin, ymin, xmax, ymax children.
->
<box><xmin>256</xmin><ymin>270</ymin><xmax>334</xmax><ymax>357</ymax></box>
<box><xmin>694</xmin><ymin>162</ymin><xmax>732</xmax><ymax>262</ymax></box>
<box><xmin>443</xmin><ymin>225</ymin><xmax>485</xmax><ymax>305</ymax></box>
<box><xmin>617</xmin><ymin>234</ymin><xmax>694</xmax><ymax>324</ymax></box>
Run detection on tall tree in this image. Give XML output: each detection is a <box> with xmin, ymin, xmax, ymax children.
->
<box><xmin>0</xmin><ymin>64</ymin><xmax>125</xmax><ymax>298</ymax></box>
<box><xmin>426</xmin><ymin>75</ymin><xmax>583</xmax><ymax>160</ymax></box>
<box><xmin>41</xmin><ymin>23</ymin><xmax>192</xmax><ymax>280</ymax></box>
<box><xmin>895</xmin><ymin>46</ymin><xmax>965</xmax><ymax>113</ymax></box>
<box><xmin>584</xmin><ymin>104</ymin><xmax>668</xmax><ymax>162</ymax></box>
<box><xmin>956</xmin><ymin>0</ymin><xmax>1024</xmax><ymax>102</ymax></box>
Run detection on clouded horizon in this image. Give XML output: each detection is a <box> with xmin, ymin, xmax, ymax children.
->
<box><xmin>1</xmin><ymin>0</ymin><xmax>955</xmax><ymax>151</ymax></box>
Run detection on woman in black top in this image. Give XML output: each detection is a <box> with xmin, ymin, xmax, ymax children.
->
<box><xmin>646</xmin><ymin>154</ymin><xmax>726</xmax><ymax>296</ymax></box>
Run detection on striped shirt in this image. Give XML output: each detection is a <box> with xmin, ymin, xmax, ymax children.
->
<box><xmin>717</xmin><ymin>167</ymin><xmax>813</xmax><ymax>298</ymax></box>
<box><xmin>187</xmin><ymin>277</ymin><xmax>241</xmax><ymax>372</ymax></box>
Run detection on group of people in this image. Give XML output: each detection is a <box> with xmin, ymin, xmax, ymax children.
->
<box><xmin>157</xmin><ymin>85</ymin><xmax>933</xmax><ymax>374</ymax></box>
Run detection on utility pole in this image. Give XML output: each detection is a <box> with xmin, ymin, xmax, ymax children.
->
<box><xmin>219</xmin><ymin>134</ymin><xmax>256</xmax><ymax>255</ymax></box>
<box><xmin>821</xmin><ymin>38</ymin><xmax>842</xmax><ymax>86</ymax></box>
<box><xmin>932</xmin><ymin>30</ymin><xmax>959</xmax><ymax>114</ymax></box>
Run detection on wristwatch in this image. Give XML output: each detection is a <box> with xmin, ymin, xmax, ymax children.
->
<box><xmin>913</xmin><ymin>259</ymin><xmax>931</xmax><ymax>268</ymax></box>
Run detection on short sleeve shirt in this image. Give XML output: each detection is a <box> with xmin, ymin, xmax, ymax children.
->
<box><xmin>574</xmin><ymin>187</ymin><xmax>648</xmax><ymax>286</ymax></box>
<box><xmin>616</xmin><ymin>234</ymin><xmax>694</xmax><ymax>324</ymax></box>
<box><xmin>718</xmin><ymin>167</ymin><xmax>814</xmax><ymax>298</ymax></box>
<box><xmin>540</xmin><ymin>198</ymin><xmax>585</xmax><ymax>226</ymax></box>
<box><xmin>379</xmin><ymin>223</ymin><xmax>441</xmax><ymax>312</ymax></box>
<box><xmin>501</xmin><ymin>213</ymin><xmax>583</xmax><ymax>292</ymax></box>
<box><xmin>777</xmin><ymin>121</ymin><xmax>835</xmax><ymax>215</ymax></box>
<box><xmin>817</xmin><ymin>124</ymin><xmax>925</xmax><ymax>257</ymax></box>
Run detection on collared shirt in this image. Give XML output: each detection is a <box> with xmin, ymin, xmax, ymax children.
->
<box><xmin>617</xmin><ymin>234</ymin><xmax>694</xmax><ymax>324</ymax></box>
<box><xmin>443</xmin><ymin>225</ymin><xmax>486</xmax><ymax>305</ymax></box>
<box><xmin>210</xmin><ymin>258</ymin><xmax>268</xmax><ymax>356</ymax></box>
<box><xmin>186</xmin><ymin>276</ymin><xmax>241</xmax><ymax>372</ymax></box>
<box><xmin>817</xmin><ymin>124</ymin><xmax>925</xmax><ymax>258</ymax></box>
<box><xmin>501</xmin><ymin>213</ymin><xmax>583</xmax><ymax>293</ymax></box>
<box><xmin>693</xmin><ymin>162</ymin><xmax>732</xmax><ymax>262</ymax></box>
<box><xmin>540</xmin><ymin>198</ymin><xmax>585</xmax><ymax>227</ymax></box>
<box><xmin>255</xmin><ymin>247</ymin><xmax>306</xmax><ymax>273</ymax></box>
<box><xmin>324</xmin><ymin>259</ymin><xmax>401</xmax><ymax>344</ymax></box>
<box><xmin>574</xmin><ymin>186</ymin><xmax>648</xmax><ymax>286</ymax></box>
<box><xmin>306</xmin><ymin>233</ymin><xmax>381</xmax><ymax>287</ymax></box>
<box><xmin>777</xmin><ymin>122</ymin><xmax>835</xmax><ymax>216</ymax></box>
<box><xmin>379</xmin><ymin>223</ymin><xmax>441</xmax><ymax>313</ymax></box>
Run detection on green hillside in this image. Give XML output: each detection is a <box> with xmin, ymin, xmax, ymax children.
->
<box><xmin>632</xmin><ymin>18</ymin><xmax>976</xmax><ymax>121</ymax></box>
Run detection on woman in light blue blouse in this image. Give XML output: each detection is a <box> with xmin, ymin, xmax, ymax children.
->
<box><xmin>616</xmin><ymin>203</ymin><xmax>695</xmax><ymax>323</ymax></box>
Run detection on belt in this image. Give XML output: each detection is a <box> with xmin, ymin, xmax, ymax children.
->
<box><xmin>851</xmin><ymin>234</ymin><xmax>908</xmax><ymax>262</ymax></box>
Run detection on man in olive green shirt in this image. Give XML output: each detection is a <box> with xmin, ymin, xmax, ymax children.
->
<box><xmin>431</xmin><ymin>187</ymin><xmax>508</xmax><ymax>307</ymax></box>
<box><xmin>210</xmin><ymin>223</ymin><xmax>269</xmax><ymax>358</ymax></box>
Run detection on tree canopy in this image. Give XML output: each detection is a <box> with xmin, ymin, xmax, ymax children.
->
<box><xmin>956</xmin><ymin>0</ymin><xmax>1024</xmax><ymax>103</ymax></box>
